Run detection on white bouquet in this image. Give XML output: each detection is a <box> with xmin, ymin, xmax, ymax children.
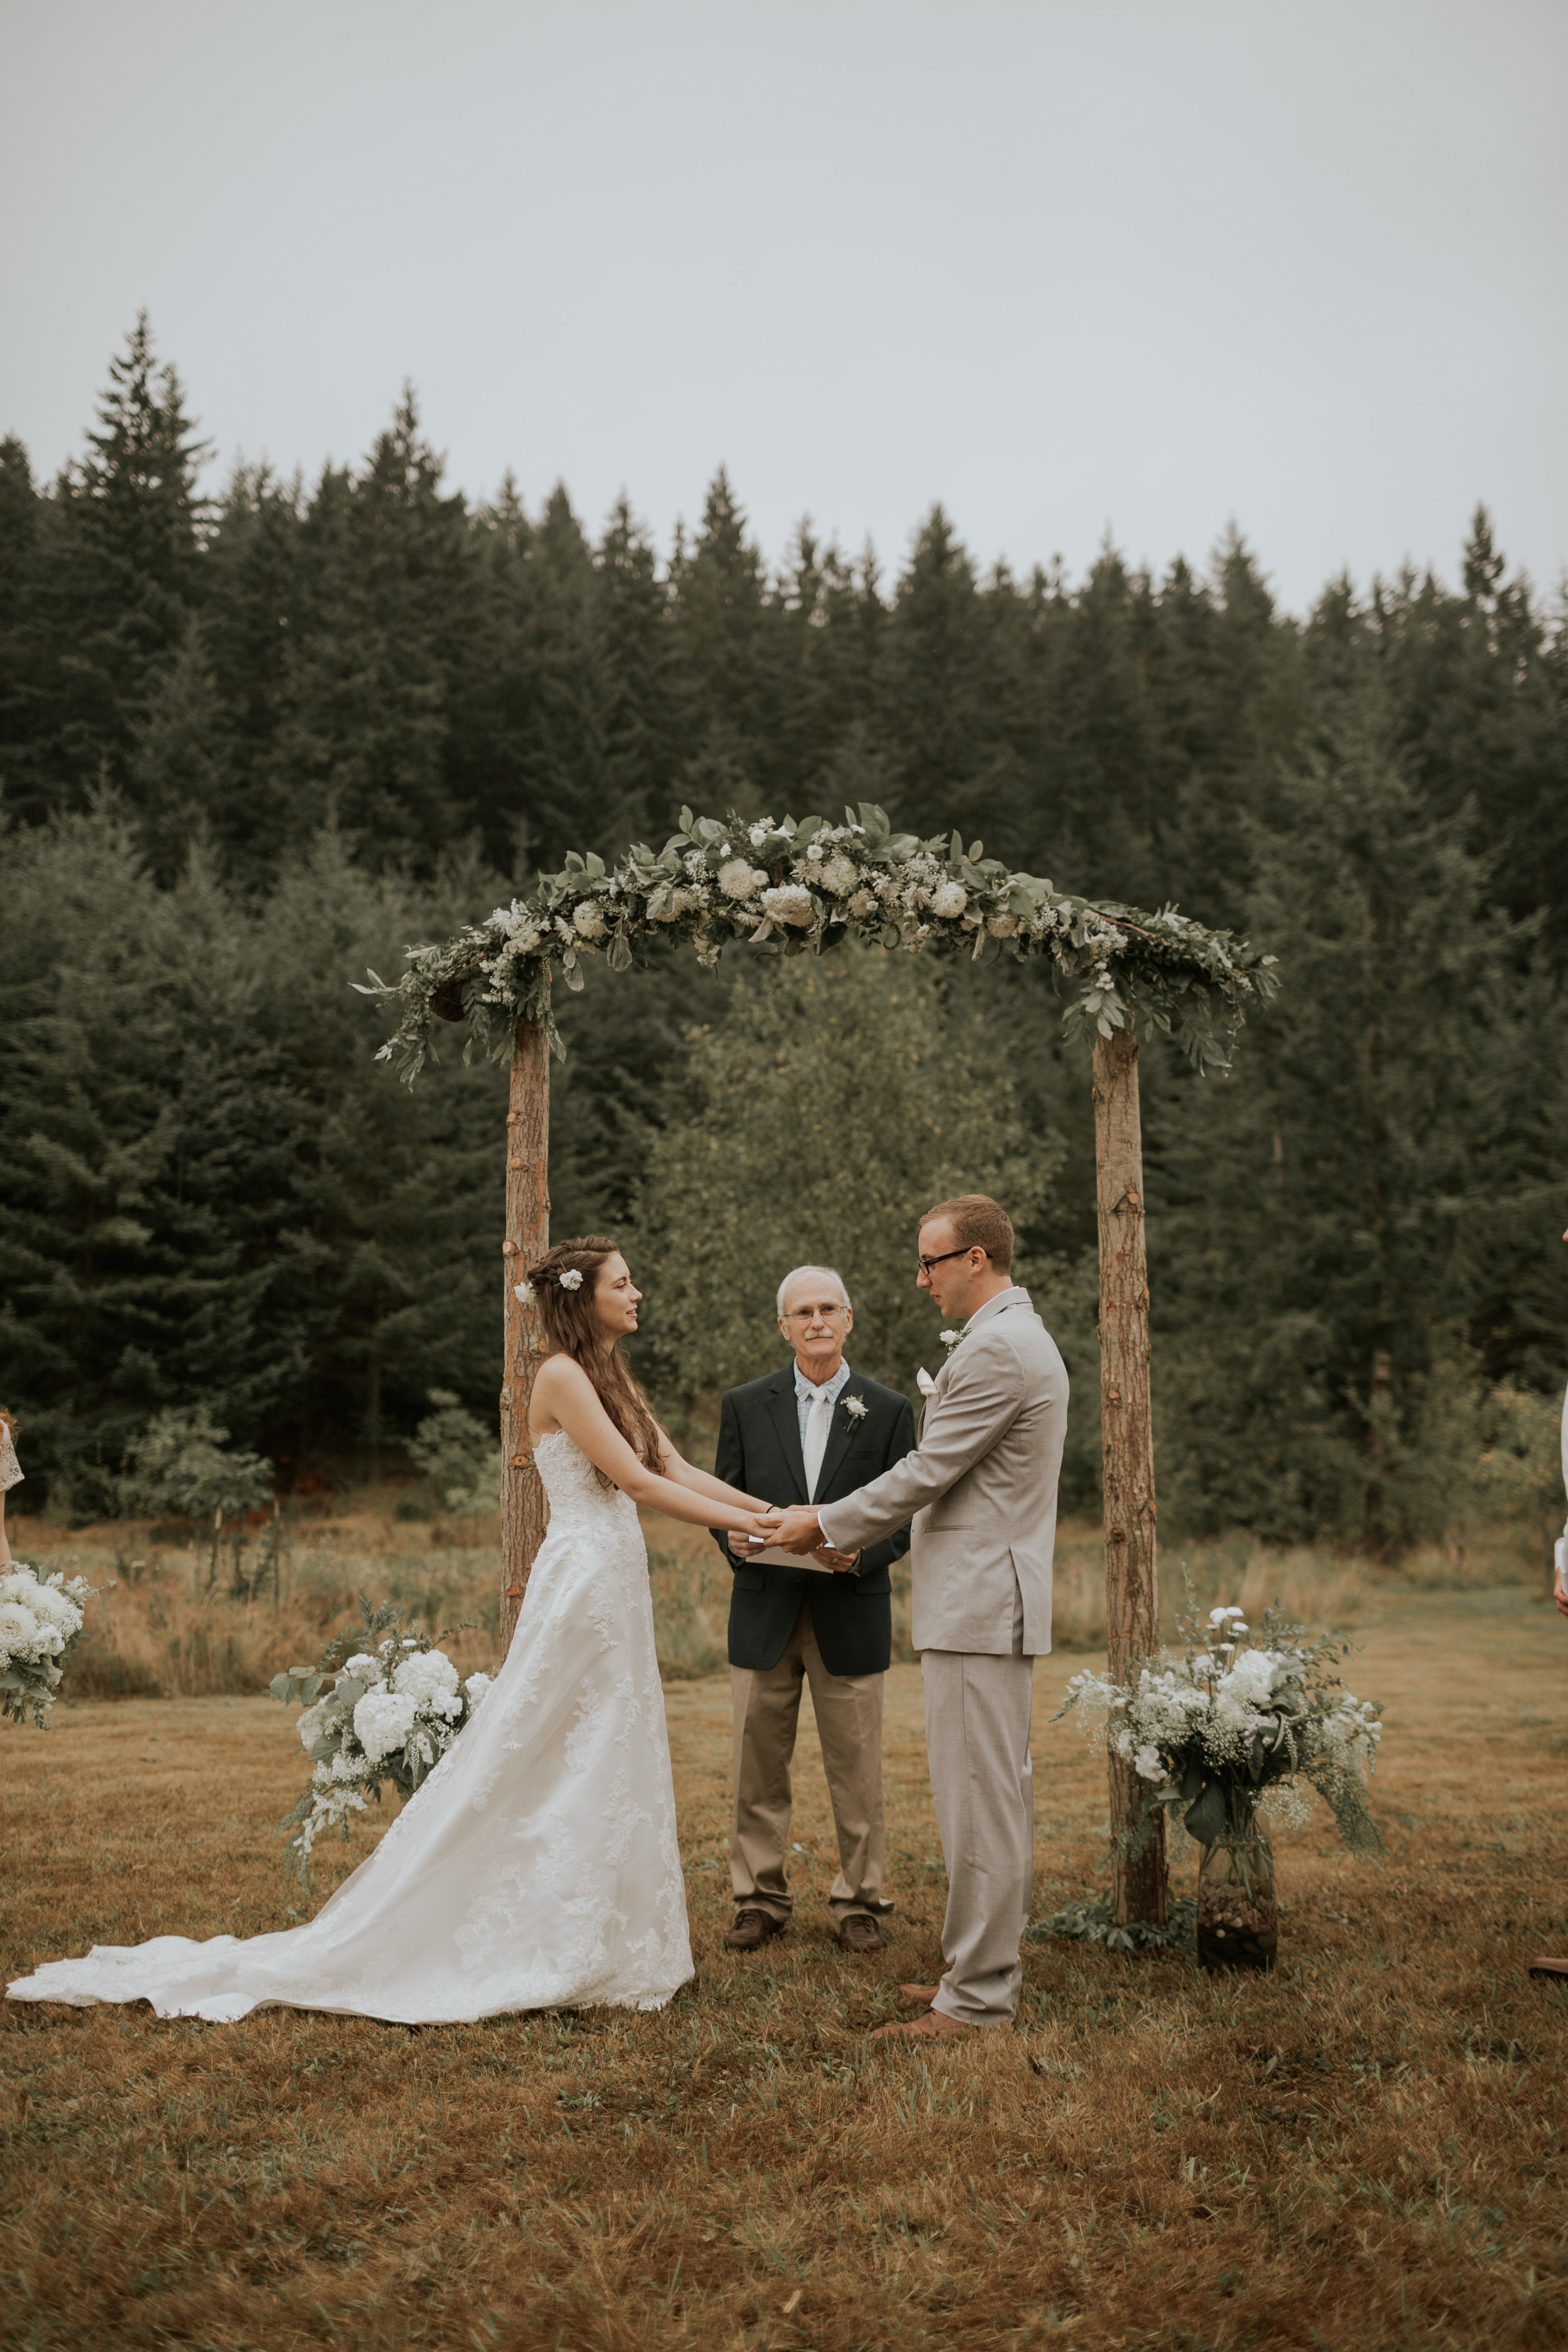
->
<box><xmin>271</xmin><ymin>1602</ymin><xmax>494</xmax><ymax>1889</ymax></box>
<box><xmin>0</xmin><ymin>1562</ymin><xmax>95</xmax><ymax>1728</ymax></box>
<box><xmin>1059</xmin><ymin>1600</ymin><xmax>1384</xmax><ymax>1861</ymax></box>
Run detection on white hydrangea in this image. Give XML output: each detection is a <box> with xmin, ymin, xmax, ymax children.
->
<box><xmin>718</xmin><ymin>858</ymin><xmax>768</xmax><ymax>901</ymax></box>
<box><xmin>354</xmin><ymin>1688</ymin><xmax>418</xmax><ymax>1765</ymax></box>
<box><xmin>0</xmin><ymin>1599</ymin><xmax>44</xmax><ymax>1666</ymax></box>
<box><xmin>23</xmin><ymin>1581</ymin><xmax>72</xmax><ymax>1633</ymax></box>
<box><xmin>930</xmin><ymin>881</ymin><xmax>968</xmax><ymax>919</ymax></box>
<box><xmin>761</xmin><ymin>884</ymin><xmax>815</xmax><ymax>928</ymax></box>
<box><xmin>465</xmin><ymin>1671</ymin><xmax>494</xmax><ymax>1708</ymax></box>
<box><xmin>296</xmin><ymin>1700</ymin><xmax>328</xmax><ymax>1752</ymax></box>
<box><xmin>572</xmin><ymin>900</ymin><xmax>607</xmax><ymax>938</ymax></box>
<box><xmin>393</xmin><ymin>1649</ymin><xmax>460</xmax><ymax>1707</ymax></box>
<box><xmin>1133</xmin><ymin>1743</ymin><xmax>1165</xmax><ymax>1781</ymax></box>
<box><xmin>342</xmin><ymin>1653</ymin><xmax>378</xmax><ymax>1678</ymax></box>
<box><xmin>818</xmin><ymin>853</ymin><xmax>859</xmax><ymax>896</ymax></box>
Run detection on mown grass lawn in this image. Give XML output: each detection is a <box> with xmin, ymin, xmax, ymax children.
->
<box><xmin>4</xmin><ymin>1586</ymin><xmax>1567</xmax><ymax>2350</ymax></box>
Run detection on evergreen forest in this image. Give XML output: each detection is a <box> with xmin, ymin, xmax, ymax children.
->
<box><xmin>3</xmin><ymin>318</ymin><xmax>1565</xmax><ymax>1549</ymax></box>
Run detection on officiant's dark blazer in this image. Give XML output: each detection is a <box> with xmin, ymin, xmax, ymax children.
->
<box><xmin>709</xmin><ymin>1368</ymin><xmax>916</xmax><ymax>1677</ymax></box>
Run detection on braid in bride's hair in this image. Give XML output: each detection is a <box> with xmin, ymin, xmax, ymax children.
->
<box><xmin>521</xmin><ymin>1237</ymin><xmax>663</xmax><ymax>1478</ymax></box>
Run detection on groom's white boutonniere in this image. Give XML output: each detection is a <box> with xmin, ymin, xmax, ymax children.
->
<box><xmin>940</xmin><ymin>1328</ymin><xmax>963</xmax><ymax>1354</ymax></box>
<box><xmin>843</xmin><ymin>1395</ymin><xmax>868</xmax><ymax>1422</ymax></box>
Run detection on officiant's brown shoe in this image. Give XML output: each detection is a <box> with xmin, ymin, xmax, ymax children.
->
<box><xmin>837</xmin><ymin>1914</ymin><xmax>882</xmax><ymax>1952</ymax></box>
<box><xmin>899</xmin><ymin>1983</ymin><xmax>940</xmax><ymax>2006</ymax></box>
<box><xmin>724</xmin><ymin>1909</ymin><xmax>785</xmax><ymax>1952</ymax></box>
<box><xmin>1528</xmin><ymin>1956</ymin><xmax>1568</xmax><ymax>1979</ymax></box>
<box><xmin>872</xmin><ymin>2006</ymin><xmax>973</xmax><ymax>2040</ymax></box>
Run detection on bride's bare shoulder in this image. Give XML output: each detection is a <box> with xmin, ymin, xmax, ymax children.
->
<box><xmin>528</xmin><ymin>1352</ymin><xmax>595</xmax><ymax>1434</ymax></box>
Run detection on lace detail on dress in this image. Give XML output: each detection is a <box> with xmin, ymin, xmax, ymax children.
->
<box><xmin>6</xmin><ymin>1430</ymin><xmax>692</xmax><ymax>2024</ymax></box>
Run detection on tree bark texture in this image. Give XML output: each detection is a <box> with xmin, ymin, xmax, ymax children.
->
<box><xmin>499</xmin><ymin>1012</ymin><xmax>551</xmax><ymax>1655</ymax></box>
<box><xmin>1092</xmin><ymin>1027</ymin><xmax>1167</xmax><ymax>1927</ymax></box>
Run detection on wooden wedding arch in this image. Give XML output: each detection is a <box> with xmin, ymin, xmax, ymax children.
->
<box><xmin>366</xmin><ymin>803</ymin><xmax>1276</xmax><ymax>1927</ymax></box>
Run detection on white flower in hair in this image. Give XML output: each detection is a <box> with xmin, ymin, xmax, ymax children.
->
<box><xmin>559</xmin><ymin>1268</ymin><xmax>585</xmax><ymax>1291</ymax></box>
<box><xmin>514</xmin><ymin>1279</ymin><xmax>536</xmax><ymax>1306</ymax></box>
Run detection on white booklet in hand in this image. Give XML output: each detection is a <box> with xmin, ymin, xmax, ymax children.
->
<box><xmin>743</xmin><ymin>1542</ymin><xmax>835</xmax><ymax>1573</ymax></box>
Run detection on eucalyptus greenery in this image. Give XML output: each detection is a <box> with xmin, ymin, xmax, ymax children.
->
<box><xmin>359</xmin><ymin>802</ymin><xmax>1276</xmax><ymax>1082</ymax></box>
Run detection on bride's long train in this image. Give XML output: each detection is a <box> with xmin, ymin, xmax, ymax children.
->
<box><xmin>7</xmin><ymin>1433</ymin><xmax>694</xmax><ymax>2022</ymax></box>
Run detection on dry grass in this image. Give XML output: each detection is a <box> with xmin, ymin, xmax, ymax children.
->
<box><xmin>14</xmin><ymin>1503</ymin><xmax>1541</xmax><ymax>1706</ymax></box>
<box><xmin>4</xmin><ymin>1576</ymin><xmax>1568</xmax><ymax>2350</ymax></box>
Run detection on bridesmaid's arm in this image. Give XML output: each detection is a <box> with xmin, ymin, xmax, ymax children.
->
<box><xmin>533</xmin><ymin>1362</ymin><xmax>765</xmax><ymax>1535</ymax></box>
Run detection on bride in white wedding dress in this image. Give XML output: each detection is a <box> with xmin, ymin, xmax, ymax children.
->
<box><xmin>7</xmin><ymin>1239</ymin><xmax>770</xmax><ymax>2025</ymax></box>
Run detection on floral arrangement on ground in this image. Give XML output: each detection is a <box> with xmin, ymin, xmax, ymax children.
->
<box><xmin>361</xmin><ymin>802</ymin><xmax>1277</xmax><ymax>1082</ymax></box>
<box><xmin>270</xmin><ymin>1597</ymin><xmax>493</xmax><ymax>1890</ymax></box>
<box><xmin>0</xmin><ymin>1562</ymin><xmax>95</xmax><ymax>1728</ymax></box>
<box><xmin>1038</xmin><ymin>1599</ymin><xmax>1384</xmax><ymax>1968</ymax></box>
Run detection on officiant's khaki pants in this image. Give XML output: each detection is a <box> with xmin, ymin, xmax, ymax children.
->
<box><xmin>922</xmin><ymin>1647</ymin><xmax>1036</xmax><ymax>2028</ymax></box>
<box><xmin>730</xmin><ymin>1604</ymin><xmax>888</xmax><ymax>1924</ymax></box>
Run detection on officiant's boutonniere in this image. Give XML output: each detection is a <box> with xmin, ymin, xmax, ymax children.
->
<box><xmin>940</xmin><ymin>1328</ymin><xmax>963</xmax><ymax>1354</ymax></box>
<box><xmin>843</xmin><ymin>1394</ymin><xmax>868</xmax><ymax>1422</ymax></box>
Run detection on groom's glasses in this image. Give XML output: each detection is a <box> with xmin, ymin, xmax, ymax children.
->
<box><xmin>917</xmin><ymin>1247</ymin><xmax>972</xmax><ymax>1274</ymax></box>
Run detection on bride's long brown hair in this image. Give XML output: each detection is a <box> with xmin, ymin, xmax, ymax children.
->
<box><xmin>523</xmin><ymin>1237</ymin><xmax>663</xmax><ymax>1476</ymax></box>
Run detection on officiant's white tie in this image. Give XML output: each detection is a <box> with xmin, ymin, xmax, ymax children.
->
<box><xmin>803</xmin><ymin>1388</ymin><xmax>832</xmax><ymax>1502</ymax></box>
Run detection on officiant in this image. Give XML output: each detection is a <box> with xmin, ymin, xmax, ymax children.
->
<box><xmin>710</xmin><ymin>1266</ymin><xmax>916</xmax><ymax>1954</ymax></box>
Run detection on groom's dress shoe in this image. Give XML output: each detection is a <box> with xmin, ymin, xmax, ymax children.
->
<box><xmin>837</xmin><ymin>1914</ymin><xmax>882</xmax><ymax>1952</ymax></box>
<box><xmin>899</xmin><ymin>1983</ymin><xmax>940</xmax><ymax>2006</ymax></box>
<box><xmin>724</xmin><ymin>1909</ymin><xmax>786</xmax><ymax>1951</ymax></box>
<box><xmin>872</xmin><ymin>2007</ymin><xmax>972</xmax><ymax>2040</ymax></box>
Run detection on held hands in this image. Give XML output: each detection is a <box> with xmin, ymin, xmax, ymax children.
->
<box><xmin>738</xmin><ymin>1515</ymin><xmax>865</xmax><ymax>1571</ymax></box>
<box><xmin>756</xmin><ymin>1505</ymin><xmax>824</xmax><ymax>1557</ymax></box>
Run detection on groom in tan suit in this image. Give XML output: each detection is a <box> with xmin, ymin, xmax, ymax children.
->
<box><xmin>761</xmin><ymin>1193</ymin><xmax>1067</xmax><ymax>2038</ymax></box>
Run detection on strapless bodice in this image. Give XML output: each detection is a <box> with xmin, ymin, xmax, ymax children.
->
<box><xmin>532</xmin><ymin>1428</ymin><xmax>640</xmax><ymax>1540</ymax></box>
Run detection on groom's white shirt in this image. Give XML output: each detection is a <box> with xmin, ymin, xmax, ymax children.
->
<box><xmin>817</xmin><ymin>1285</ymin><xmax>1068</xmax><ymax>1655</ymax></box>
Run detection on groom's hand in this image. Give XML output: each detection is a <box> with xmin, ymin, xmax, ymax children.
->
<box><xmin>813</xmin><ymin>1545</ymin><xmax>861</xmax><ymax>1574</ymax></box>
<box><xmin>762</xmin><ymin>1506</ymin><xmax>824</xmax><ymax>1555</ymax></box>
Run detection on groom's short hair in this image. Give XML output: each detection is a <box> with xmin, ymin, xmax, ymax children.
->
<box><xmin>922</xmin><ymin>1194</ymin><xmax>1014</xmax><ymax>1269</ymax></box>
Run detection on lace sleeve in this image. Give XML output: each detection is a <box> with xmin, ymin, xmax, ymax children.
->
<box><xmin>0</xmin><ymin>1424</ymin><xmax>22</xmax><ymax>1494</ymax></box>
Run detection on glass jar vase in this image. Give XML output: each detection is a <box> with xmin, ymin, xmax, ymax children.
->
<box><xmin>1197</xmin><ymin>1825</ymin><xmax>1277</xmax><ymax>1972</ymax></box>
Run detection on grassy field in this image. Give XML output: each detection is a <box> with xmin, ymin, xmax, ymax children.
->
<box><xmin>4</xmin><ymin>1564</ymin><xmax>1568</xmax><ymax>2350</ymax></box>
<box><xmin>8</xmin><ymin>1496</ymin><xmax>1539</xmax><ymax>1698</ymax></box>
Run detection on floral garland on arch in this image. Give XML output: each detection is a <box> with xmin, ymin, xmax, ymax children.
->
<box><xmin>358</xmin><ymin>802</ymin><xmax>1278</xmax><ymax>1081</ymax></box>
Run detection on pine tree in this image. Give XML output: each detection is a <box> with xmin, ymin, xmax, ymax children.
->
<box><xmin>1150</xmin><ymin>706</ymin><xmax>1536</xmax><ymax>1545</ymax></box>
<box><xmin>669</xmin><ymin>469</ymin><xmax>773</xmax><ymax>797</ymax></box>
<box><xmin>265</xmin><ymin>391</ymin><xmax>475</xmax><ymax>862</ymax></box>
<box><xmin>33</xmin><ymin>315</ymin><xmax>209</xmax><ymax>799</ymax></box>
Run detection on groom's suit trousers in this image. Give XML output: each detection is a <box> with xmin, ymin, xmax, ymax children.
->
<box><xmin>922</xmin><ymin>1572</ymin><xmax>1036</xmax><ymax>2029</ymax></box>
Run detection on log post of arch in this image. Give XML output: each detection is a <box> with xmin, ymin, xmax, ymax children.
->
<box><xmin>499</xmin><ymin>1009</ymin><xmax>551</xmax><ymax>1653</ymax></box>
<box><xmin>1092</xmin><ymin>1026</ymin><xmax>1167</xmax><ymax>1927</ymax></box>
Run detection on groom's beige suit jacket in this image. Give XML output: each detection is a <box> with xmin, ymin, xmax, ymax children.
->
<box><xmin>817</xmin><ymin>1286</ymin><xmax>1067</xmax><ymax>1655</ymax></box>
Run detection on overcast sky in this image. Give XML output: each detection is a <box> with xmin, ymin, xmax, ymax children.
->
<box><xmin>3</xmin><ymin>0</ymin><xmax>1564</xmax><ymax>613</ymax></box>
